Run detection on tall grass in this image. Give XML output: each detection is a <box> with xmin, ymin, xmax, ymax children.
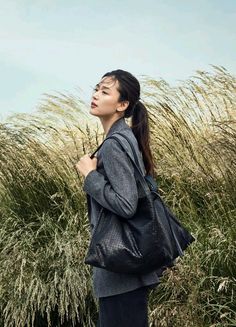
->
<box><xmin>0</xmin><ymin>65</ymin><xmax>235</xmax><ymax>326</ymax></box>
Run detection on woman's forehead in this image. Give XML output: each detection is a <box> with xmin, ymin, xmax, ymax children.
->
<box><xmin>98</xmin><ymin>76</ymin><xmax>117</xmax><ymax>88</ymax></box>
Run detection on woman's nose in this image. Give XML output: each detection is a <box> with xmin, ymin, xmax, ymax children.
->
<box><xmin>92</xmin><ymin>92</ymin><xmax>99</xmax><ymax>100</ymax></box>
<box><xmin>92</xmin><ymin>90</ymin><xmax>98</xmax><ymax>99</ymax></box>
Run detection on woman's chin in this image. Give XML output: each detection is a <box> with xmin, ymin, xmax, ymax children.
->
<box><xmin>89</xmin><ymin>108</ymin><xmax>99</xmax><ymax>117</ymax></box>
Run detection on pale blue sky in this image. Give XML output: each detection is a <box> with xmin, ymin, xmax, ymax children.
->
<box><xmin>0</xmin><ymin>0</ymin><xmax>235</xmax><ymax>121</ymax></box>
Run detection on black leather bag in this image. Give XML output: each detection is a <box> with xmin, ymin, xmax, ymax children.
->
<box><xmin>84</xmin><ymin>132</ymin><xmax>195</xmax><ymax>274</ymax></box>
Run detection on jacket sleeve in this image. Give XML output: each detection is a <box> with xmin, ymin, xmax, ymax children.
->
<box><xmin>83</xmin><ymin>138</ymin><xmax>138</xmax><ymax>219</ymax></box>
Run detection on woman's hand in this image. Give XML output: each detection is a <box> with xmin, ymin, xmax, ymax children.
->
<box><xmin>75</xmin><ymin>154</ymin><xmax>98</xmax><ymax>178</ymax></box>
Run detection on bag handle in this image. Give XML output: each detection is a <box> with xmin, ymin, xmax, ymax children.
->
<box><xmin>112</xmin><ymin>132</ymin><xmax>158</xmax><ymax>191</ymax></box>
<box><xmin>90</xmin><ymin>133</ymin><xmax>150</xmax><ymax>194</ymax></box>
<box><xmin>90</xmin><ymin>132</ymin><xmax>158</xmax><ymax>192</ymax></box>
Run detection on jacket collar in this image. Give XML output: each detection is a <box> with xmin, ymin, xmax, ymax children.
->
<box><xmin>93</xmin><ymin>117</ymin><xmax>130</xmax><ymax>159</ymax></box>
<box><xmin>105</xmin><ymin>117</ymin><xmax>130</xmax><ymax>139</ymax></box>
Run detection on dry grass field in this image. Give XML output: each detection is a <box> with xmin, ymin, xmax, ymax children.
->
<box><xmin>0</xmin><ymin>65</ymin><xmax>235</xmax><ymax>326</ymax></box>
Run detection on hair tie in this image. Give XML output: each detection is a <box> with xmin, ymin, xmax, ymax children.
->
<box><xmin>134</xmin><ymin>98</ymin><xmax>140</xmax><ymax>107</ymax></box>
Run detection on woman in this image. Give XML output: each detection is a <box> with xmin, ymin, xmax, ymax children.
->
<box><xmin>75</xmin><ymin>69</ymin><xmax>164</xmax><ymax>327</ymax></box>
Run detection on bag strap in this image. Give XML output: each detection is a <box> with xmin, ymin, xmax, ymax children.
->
<box><xmin>113</xmin><ymin>133</ymin><xmax>159</xmax><ymax>190</ymax></box>
<box><xmin>110</xmin><ymin>134</ymin><xmax>152</xmax><ymax>195</ymax></box>
<box><xmin>90</xmin><ymin>133</ymin><xmax>150</xmax><ymax>194</ymax></box>
<box><xmin>90</xmin><ymin>132</ymin><xmax>158</xmax><ymax>192</ymax></box>
<box><xmin>113</xmin><ymin>132</ymin><xmax>145</xmax><ymax>175</ymax></box>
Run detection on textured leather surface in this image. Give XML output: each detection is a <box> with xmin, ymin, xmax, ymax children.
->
<box><xmin>85</xmin><ymin>132</ymin><xmax>195</xmax><ymax>274</ymax></box>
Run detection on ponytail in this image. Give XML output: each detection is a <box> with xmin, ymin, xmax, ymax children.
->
<box><xmin>130</xmin><ymin>101</ymin><xmax>156</xmax><ymax>177</ymax></box>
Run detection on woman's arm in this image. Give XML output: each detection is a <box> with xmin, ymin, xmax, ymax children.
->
<box><xmin>83</xmin><ymin>138</ymin><xmax>138</xmax><ymax>219</ymax></box>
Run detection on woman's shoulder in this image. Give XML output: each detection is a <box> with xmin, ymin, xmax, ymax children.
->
<box><xmin>105</xmin><ymin>128</ymin><xmax>138</xmax><ymax>150</ymax></box>
<box><xmin>101</xmin><ymin>129</ymin><xmax>146</xmax><ymax>176</ymax></box>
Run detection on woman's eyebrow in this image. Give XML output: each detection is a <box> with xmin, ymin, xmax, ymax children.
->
<box><xmin>95</xmin><ymin>83</ymin><xmax>111</xmax><ymax>90</ymax></box>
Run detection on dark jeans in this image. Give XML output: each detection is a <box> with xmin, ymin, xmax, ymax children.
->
<box><xmin>96</xmin><ymin>286</ymin><xmax>150</xmax><ymax>327</ymax></box>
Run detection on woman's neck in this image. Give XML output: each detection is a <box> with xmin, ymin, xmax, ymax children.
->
<box><xmin>100</xmin><ymin>115</ymin><xmax>124</xmax><ymax>136</ymax></box>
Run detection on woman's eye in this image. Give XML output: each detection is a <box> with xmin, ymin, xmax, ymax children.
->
<box><xmin>93</xmin><ymin>88</ymin><xmax>107</xmax><ymax>95</ymax></box>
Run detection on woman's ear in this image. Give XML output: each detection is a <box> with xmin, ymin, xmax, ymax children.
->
<box><xmin>117</xmin><ymin>100</ymin><xmax>129</xmax><ymax>112</ymax></box>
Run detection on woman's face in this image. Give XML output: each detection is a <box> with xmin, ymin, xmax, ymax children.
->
<box><xmin>90</xmin><ymin>76</ymin><xmax>128</xmax><ymax>118</ymax></box>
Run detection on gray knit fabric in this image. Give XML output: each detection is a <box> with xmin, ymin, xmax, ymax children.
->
<box><xmin>83</xmin><ymin>117</ymin><xmax>162</xmax><ymax>298</ymax></box>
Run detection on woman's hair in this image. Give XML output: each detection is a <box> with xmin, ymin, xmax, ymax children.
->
<box><xmin>101</xmin><ymin>69</ymin><xmax>156</xmax><ymax>176</ymax></box>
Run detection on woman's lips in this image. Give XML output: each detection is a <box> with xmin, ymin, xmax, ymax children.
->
<box><xmin>91</xmin><ymin>102</ymin><xmax>98</xmax><ymax>108</ymax></box>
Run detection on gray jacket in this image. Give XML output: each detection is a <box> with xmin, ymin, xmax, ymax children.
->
<box><xmin>83</xmin><ymin>117</ymin><xmax>162</xmax><ymax>298</ymax></box>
